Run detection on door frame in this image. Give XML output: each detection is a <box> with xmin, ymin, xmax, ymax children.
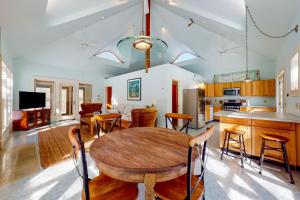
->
<box><xmin>277</xmin><ymin>69</ymin><xmax>285</xmax><ymax>112</ymax></box>
<box><xmin>58</xmin><ymin>83</ymin><xmax>76</xmax><ymax>121</ymax></box>
<box><xmin>172</xmin><ymin>80</ymin><xmax>179</xmax><ymax>126</ymax></box>
<box><xmin>106</xmin><ymin>86</ymin><xmax>113</xmax><ymax>110</ymax></box>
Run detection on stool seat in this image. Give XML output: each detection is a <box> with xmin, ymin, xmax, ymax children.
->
<box><xmin>224</xmin><ymin>128</ymin><xmax>246</xmax><ymax>135</ymax></box>
<box><xmin>260</xmin><ymin>134</ymin><xmax>289</xmax><ymax>143</ymax></box>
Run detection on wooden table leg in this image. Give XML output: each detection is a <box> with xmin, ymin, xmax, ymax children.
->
<box><xmin>144</xmin><ymin>173</ymin><xmax>156</xmax><ymax>200</ymax></box>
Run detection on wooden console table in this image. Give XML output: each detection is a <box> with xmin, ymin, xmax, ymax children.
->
<box><xmin>13</xmin><ymin>109</ymin><xmax>51</xmax><ymax>131</ymax></box>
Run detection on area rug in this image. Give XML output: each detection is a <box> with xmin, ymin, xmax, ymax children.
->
<box><xmin>38</xmin><ymin>124</ymin><xmax>95</xmax><ymax>169</ymax></box>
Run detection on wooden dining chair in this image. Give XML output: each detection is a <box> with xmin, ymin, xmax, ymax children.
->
<box><xmin>154</xmin><ymin>125</ymin><xmax>214</xmax><ymax>200</ymax></box>
<box><xmin>165</xmin><ymin>113</ymin><xmax>193</xmax><ymax>134</ymax></box>
<box><xmin>68</xmin><ymin>127</ymin><xmax>138</xmax><ymax>200</ymax></box>
<box><xmin>125</xmin><ymin>108</ymin><xmax>158</xmax><ymax>128</ymax></box>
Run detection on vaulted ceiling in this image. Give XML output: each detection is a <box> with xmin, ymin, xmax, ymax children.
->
<box><xmin>0</xmin><ymin>0</ymin><xmax>299</xmax><ymax>76</ymax></box>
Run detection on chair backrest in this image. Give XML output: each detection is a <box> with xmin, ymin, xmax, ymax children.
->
<box><xmin>80</xmin><ymin>103</ymin><xmax>102</xmax><ymax>116</ymax></box>
<box><xmin>165</xmin><ymin>113</ymin><xmax>193</xmax><ymax>133</ymax></box>
<box><xmin>186</xmin><ymin>125</ymin><xmax>214</xmax><ymax>200</ymax></box>
<box><xmin>131</xmin><ymin>108</ymin><xmax>158</xmax><ymax>127</ymax></box>
<box><xmin>68</xmin><ymin>127</ymin><xmax>90</xmax><ymax>200</ymax></box>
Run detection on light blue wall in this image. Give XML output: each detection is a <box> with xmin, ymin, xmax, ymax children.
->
<box><xmin>275</xmin><ymin>11</ymin><xmax>300</xmax><ymax>116</ymax></box>
<box><xmin>13</xmin><ymin>59</ymin><xmax>105</xmax><ymax>110</ymax></box>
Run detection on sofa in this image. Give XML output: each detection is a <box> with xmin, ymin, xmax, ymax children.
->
<box><xmin>107</xmin><ymin>104</ymin><xmax>142</xmax><ymax>121</ymax></box>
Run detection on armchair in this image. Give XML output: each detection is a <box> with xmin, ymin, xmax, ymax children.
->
<box><xmin>79</xmin><ymin>103</ymin><xmax>102</xmax><ymax>135</ymax></box>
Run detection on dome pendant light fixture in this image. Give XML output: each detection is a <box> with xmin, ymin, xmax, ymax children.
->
<box><xmin>133</xmin><ymin>31</ymin><xmax>152</xmax><ymax>50</ymax></box>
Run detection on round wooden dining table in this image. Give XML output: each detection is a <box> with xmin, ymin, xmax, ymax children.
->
<box><xmin>89</xmin><ymin>127</ymin><xmax>198</xmax><ymax>200</ymax></box>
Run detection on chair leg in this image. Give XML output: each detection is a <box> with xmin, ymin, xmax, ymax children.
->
<box><xmin>165</xmin><ymin>117</ymin><xmax>168</xmax><ymax>129</ymax></box>
<box><xmin>220</xmin><ymin>131</ymin><xmax>228</xmax><ymax>160</ymax></box>
<box><xmin>259</xmin><ymin>139</ymin><xmax>265</xmax><ymax>174</ymax></box>
<box><xmin>239</xmin><ymin>135</ymin><xmax>244</xmax><ymax>168</ymax></box>
<box><xmin>226</xmin><ymin>133</ymin><xmax>231</xmax><ymax>155</ymax></box>
<box><xmin>281</xmin><ymin>142</ymin><xmax>295</xmax><ymax>184</ymax></box>
<box><xmin>242</xmin><ymin>135</ymin><xmax>247</xmax><ymax>161</ymax></box>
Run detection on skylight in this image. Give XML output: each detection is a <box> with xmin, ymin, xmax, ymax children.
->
<box><xmin>95</xmin><ymin>51</ymin><xmax>124</xmax><ymax>63</ymax></box>
<box><xmin>171</xmin><ymin>52</ymin><xmax>201</xmax><ymax>64</ymax></box>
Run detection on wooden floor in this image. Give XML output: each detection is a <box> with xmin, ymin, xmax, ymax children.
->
<box><xmin>38</xmin><ymin>124</ymin><xmax>95</xmax><ymax>168</ymax></box>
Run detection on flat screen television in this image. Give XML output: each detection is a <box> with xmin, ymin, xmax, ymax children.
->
<box><xmin>19</xmin><ymin>91</ymin><xmax>46</xmax><ymax>110</ymax></box>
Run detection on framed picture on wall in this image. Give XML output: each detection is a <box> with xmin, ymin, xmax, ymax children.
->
<box><xmin>127</xmin><ymin>78</ymin><xmax>141</xmax><ymax>101</ymax></box>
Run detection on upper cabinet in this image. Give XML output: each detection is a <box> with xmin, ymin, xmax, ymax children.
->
<box><xmin>252</xmin><ymin>80</ymin><xmax>264</xmax><ymax>96</ymax></box>
<box><xmin>214</xmin><ymin>83</ymin><xmax>224</xmax><ymax>97</ymax></box>
<box><xmin>205</xmin><ymin>83</ymin><xmax>215</xmax><ymax>97</ymax></box>
<box><xmin>205</xmin><ymin>79</ymin><xmax>275</xmax><ymax>97</ymax></box>
<box><xmin>232</xmin><ymin>82</ymin><xmax>241</xmax><ymax>88</ymax></box>
<box><xmin>241</xmin><ymin>82</ymin><xmax>253</xmax><ymax>96</ymax></box>
<box><xmin>263</xmin><ymin>80</ymin><xmax>276</xmax><ymax>97</ymax></box>
<box><xmin>223</xmin><ymin>82</ymin><xmax>232</xmax><ymax>89</ymax></box>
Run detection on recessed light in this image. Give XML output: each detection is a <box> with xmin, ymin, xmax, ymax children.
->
<box><xmin>101</xmin><ymin>16</ymin><xmax>105</xmax><ymax>20</ymax></box>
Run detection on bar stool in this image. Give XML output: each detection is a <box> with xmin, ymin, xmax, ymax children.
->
<box><xmin>259</xmin><ymin>134</ymin><xmax>295</xmax><ymax>184</ymax></box>
<box><xmin>220</xmin><ymin>128</ymin><xmax>247</xmax><ymax>167</ymax></box>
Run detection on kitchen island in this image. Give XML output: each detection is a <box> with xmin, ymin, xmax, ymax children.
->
<box><xmin>215</xmin><ymin>111</ymin><xmax>300</xmax><ymax>166</ymax></box>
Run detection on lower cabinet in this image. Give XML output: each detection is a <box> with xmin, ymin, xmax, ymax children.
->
<box><xmin>213</xmin><ymin>105</ymin><xmax>222</xmax><ymax>120</ymax></box>
<box><xmin>219</xmin><ymin>117</ymin><xmax>297</xmax><ymax>166</ymax></box>
<box><xmin>252</xmin><ymin>126</ymin><xmax>296</xmax><ymax>166</ymax></box>
<box><xmin>220</xmin><ymin>123</ymin><xmax>252</xmax><ymax>154</ymax></box>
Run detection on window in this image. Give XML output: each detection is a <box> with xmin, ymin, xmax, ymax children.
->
<box><xmin>1</xmin><ymin>59</ymin><xmax>13</xmax><ymax>134</ymax></box>
<box><xmin>35</xmin><ymin>80</ymin><xmax>54</xmax><ymax>110</ymax></box>
<box><xmin>291</xmin><ymin>52</ymin><xmax>299</xmax><ymax>91</ymax></box>
<box><xmin>170</xmin><ymin>52</ymin><xmax>201</xmax><ymax>64</ymax></box>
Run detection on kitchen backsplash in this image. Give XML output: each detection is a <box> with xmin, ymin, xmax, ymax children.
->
<box><xmin>206</xmin><ymin>97</ymin><xmax>276</xmax><ymax>107</ymax></box>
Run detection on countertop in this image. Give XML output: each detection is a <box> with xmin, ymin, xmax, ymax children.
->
<box><xmin>215</xmin><ymin>111</ymin><xmax>300</xmax><ymax>123</ymax></box>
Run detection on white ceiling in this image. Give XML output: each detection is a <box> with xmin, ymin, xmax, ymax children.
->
<box><xmin>0</xmin><ymin>0</ymin><xmax>299</xmax><ymax>76</ymax></box>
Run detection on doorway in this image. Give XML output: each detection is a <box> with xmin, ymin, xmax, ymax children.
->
<box><xmin>59</xmin><ymin>84</ymin><xmax>74</xmax><ymax>120</ymax></box>
<box><xmin>172</xmin><ymin>80</ymin><xmax>179</xmax><ymax>126</ymax></box>
<box><xmin>106</xmin><ymin>86</ymin><xmax>112</xmax><ymax>109</ymax></box>
<box><xmin>278</xmin><ymin>71</ymin><xmax>285</xmax><ymax>112</ymax></box>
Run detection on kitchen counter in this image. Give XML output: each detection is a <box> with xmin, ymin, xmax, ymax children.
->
<box><xmin>216</xmin><ymin>110</ymin><xmax>300</xmax><ymax>166</ymax></box>
<box><xmin>215</xmin><ymin>111</ymin><xmax>300</xmax><ymax>123</ymax></box>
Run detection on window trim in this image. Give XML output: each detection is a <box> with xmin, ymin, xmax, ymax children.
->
<box><xmin>290</xmin><ymin>46</ymin><xmax>300</xmax><ymax>96</ymax></box>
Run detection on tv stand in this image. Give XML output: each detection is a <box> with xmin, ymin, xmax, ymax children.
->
<box><xmin>13</xmin><ymin>108</ymin><xmax>51</xmax><ymax>131</ymax></box>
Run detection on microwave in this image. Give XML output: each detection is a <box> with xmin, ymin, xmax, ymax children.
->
<box><xmin>224</xmin><ymin>88</ymin><xmax>240</xmax><ymax>96</ymax></box>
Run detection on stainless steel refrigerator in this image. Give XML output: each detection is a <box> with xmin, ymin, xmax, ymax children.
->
<box><xmin>183</xmin><ymin>88</ymin><xmax>205</xmax><ymax>129</ymax></box>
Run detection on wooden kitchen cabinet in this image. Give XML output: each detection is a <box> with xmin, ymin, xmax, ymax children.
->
<box><xmin>240</xmin><ymin>82</ymin><xmax>253</xmax><ymax>96</ymax></box>
<box><xmin>263</xmin><ymin>79</ymin><xmax>276</xmax><ymax>97</ymax></box>
<box><xmin>213</xmin><ymin>105</ymin><xmax>222</xmax><ymax>120</ymax></box>
<box><xmin>219</xmin><ymin>116</ymin><xmax>298</xmax><ymax>166</ymax></box>
<box><xmin>223</xmin><ymin>82</ymin><xmax>232</xmax><ymax>89</ymax></box>
<box><xmin>214</xmin><ymin>83</ymin><xmax>224</xmax><ymax>97</ymax></box>
<box><xmin>253</xmin><ymin>80</ymin><xmax>264</xmax><ymax>96</ymax></box>
<box><xmin>205</xmin><ymin>105</ymin><xmax>213</xmax><ymax>122</ymax></box>
<box><xmin>220</xmin><ymin>122</ymin><xmax>252</xmax><ymax>155</ymax></box>
<box><xmin>252</xmin><ymin>126</ymin><xmax>296</xmax><ymax>165</ymax></box>
<box><xmin>205</xmin><ymin>83</ymin><xmax>215</xmax><ymax>97</ymax></box>
<box><xmin>232</xmin><ymin>82</ymin><xmax>241</xmax><ymax>88</ymax></box>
